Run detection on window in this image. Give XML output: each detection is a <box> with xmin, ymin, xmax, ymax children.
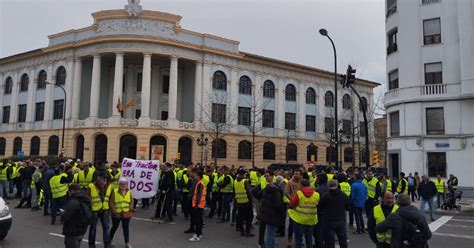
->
<box><xmin>427</xmin><ymin>152</ymin><xmax>446</xmax><ymax>177</ymax></box>
<box><xmin>136</xmin><ymin>73</ymin><xmax>142</xmax><ymax>92</ymax></box>
<box><xmin>37</xmin><ymin>70</ymin><xmax>47</xmax><ymax>89</ymax></box>
<box><xmin>390</xmin><ymin>111</ymin><xmax>400</xmax><ymax>136</ymax></box>
<box><xmin>262</xmin><ymin>110</ymin><xmax>274</xmax><ymax>128</ymax></box>
<box><xmin>325</xmin><ymin>117</ymin><xmax>334</xmax><ymax>134</ymax></box>
<box><xmin>286</xmin><ymin>143</ymin><xmax>297</xmax><ymax>161</ymax></box>
<box><xmin>212</xmin><ymin>139</ymin><xmax>227</xmax><ymax>158</ymax></box>
<box><xmin>212</xmin><ymin>103</ymin><xmax>226</xmax><ymax>123</ymax></box>
<box><xmin>387</xmin><ymin>28</ymin><xmax>398</xmax><ymax>55</ymax></box>
<box><xmin>94</xmin><ymin>134</ymin><xmax>108</xmax><ymax>162</ymax></box>
<box><xmin>0</xmin><ymin>138</ymin><xmax>5</xmax><ymax>155</ymax></box>
<box><xmin>424</xmin><ymin>62</ymin><xmax>442</xmax><ymax>84</ymax></box>
<box><xmin>18</xmin><ymin>104</ymin><xmax>27</xmax><ymax>123</ymax></box>
<box><xmin>343</xmin><ymin>119</ymin><xmax>351</xmax><ymax>135</ymax></box>
<box><xmin>325</xmin><ymin>91</ymin><xmax>334</xmax><ymax>107</ymax></box>
<box><xmin>4</xmin><ymin>77</ymin><xmax>12</xmax><ymax>94</ymax></box>
<box><xmin>212</xmin><ymin>71</ymin><xmax>227</xmax><ymax>91</ymax></box>
<box><xmin>263</xmin><ymin>142</ymin><xmax>276</xmax><ymax>160</ymax></box>
<box><xmin>135</xmin><ymin>109</ymin><xmax>141</xmax><ymax>119</ymax></box>
<box><xmin>386</xmin><ymin>0</ymin><xmax>397</xmax><ymax>17</ymax></box>
<box><xmin>48</xmin><ymin>135</ymin><xmax>59</xmax><ymax>156</ymax></box>
<box><xmin>306</xmin><ymin>115</ymin><xmax>316</xmax><ymax>132</ymax></box>
<box><xmin>161</xmin><ymin>111</ymin><xmax>168</xmax><ymax>120</ymax></box>
<box><xmin>53</xmin><ymin>100</ymin><xmax>64</xmax><ymax>119</ymax></box>
<box><xmin>162</xmin><ymin>75</ymin><xmax>170</xmax><ymax>94</ymax></box>
<box><xmin>426</xmin><ymin>107</ymin><xmax>444</xmax><ymax>134</ymax></box>
<box><xmin>342</xmin><ymin>94</ymin><xmax>351</xmax><ymax>109</ymax></box>
<box><xmin>239</xmin><ymin>76</ymin><xmax>252</xmax><ymax>95</ymax></box>
<box><xmin>55</xmin><ymin>66</ymin><xmax>66</xmax><ymax>85</ymax></box>
<box><xmin>359</xmin><ymin>97</ymin><xmax>368</xmax><ymax>112</ymax></box>
<box><xmin>306</xmin><ymin>87</ymin><xmax>316</xmax><ymax>104</ymax></box>
<box><xmin>423</xmin><ymin>18</ymin><xmax>441</xmax><ymax>45</ymax></box>
<box><xmin>238</xmin><ymin>107</ymin><xmax>251</xmax><ymax>126</ymax></box>
<box><xmin>360</xmin><ymin>148</ymin><xmax>368</xmax><ymax>163</ymax></box>
<box><xmin>389</xmin><ymin>70</ymin><xmax>399</xmax><ymax>90</ymax></box>
<box><xmin>307</xmin><ymin>145</ymin><xmax>318</xmax><ymax>162</ymax></box>
<box><xmin>238</xmin><ymin>140</ymin><xmax>252</xmax><ymax>160</ymax></box>
<box><xmin>344</xmin><ymin>148</ymin><xmax>353</xmax><ymax>162</ymax></box>
<box><xmin>13</xmin><ymin>137</ymin><xmax>22</xmax><ymax>155</ymax></box>
<box><xmin>20</xmin><ymin>74</ymin><xmax>29</xmax><ymax>92</ymax></box>
<box><xmin>326</xmin><ymin>146</ymin><xmax>336</xmax><ymax>163</ymax></box>
<box><xmin>285</xmin><ymin>112</ymin><xmax>296</xmax><ymax>130</ymax></box>
<box><xmin>263</xmin><ymin>80</ymin><xmax>275</xmax><ymax>98</ymax></box>
<box><xmin>2</xmin><ymin>106</ymin><xmax>10</xmax><ymax>124</ymax></box>
<box><xmin>285</xmin><ymin>84</ymin><xmax>296</xmax><ymax>101</ymax></box>
<box><xmin>360</xmin><ymin>121</ymin><xmax>367</xmax><ymax>137</ymax></box>
<box><xmin>30</xmin><ymin>136</ymin><xmax>40</xmax><ymax>156</ymax></box>
<box><xmin>35</xmin><ymin>102</ymin><xmax>45</xmax><ymax>121</ymax></box>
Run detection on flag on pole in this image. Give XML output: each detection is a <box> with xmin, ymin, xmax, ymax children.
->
<box><xmin>116</xmin><ymin>98</ymin><xmax>123</xmax><ymax>112</ymax></box>
<box><xmin>126</xmin><ymin>99</ymin><xmax>136</xmax><ymax>108</ymax></box>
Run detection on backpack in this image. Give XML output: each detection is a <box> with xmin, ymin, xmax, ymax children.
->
<box><xmin>408</xmin><ymin>177</ymin><xmax>415</xmax><ymax>187</ymax></box>
<box><xmin>402</xmin><ymin>217</ymin><xmax>429</xmax><ymax>248</ymax></box>
<box><xmin>76</xmin><ymin>199</ymin><xmax>93</xmax><ymax>228</ymax></box>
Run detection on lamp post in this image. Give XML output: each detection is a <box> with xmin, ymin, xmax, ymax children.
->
<box><xmin>46</xmin><ymin>81</ymin><xmax>66</xmax><ymax>158</ymax></box>
<box><xmin>319</xmin><ymin>28</ymin><xmax>339</xmax><ymax>170</ymax></box>
<box><xmin>196</xmin><ymin>133</ymin><xmax>208</xmax><ymax>166</ymax></box>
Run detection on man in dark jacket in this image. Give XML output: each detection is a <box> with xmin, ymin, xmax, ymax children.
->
<box><xmin>368</xmin><ymin>191</ymin><xmax>397</xmax><ymax>248</ymax></box>
<box><xmin>63</xmin><ymin>183</ymin><xmax>92</xmax><ymax>248</ymax></box>
<box><xmin>418</xmin><ymin>175</ymin><xmax>437</xmax><ymax>221</ymax></box>
<box><xmin>376</xmin><ymin>194</ymin><xmax>432</xmax><ymax>248</ymax></box>
<box><xmin>319</xmin><ymin>180</ymin><xmax>349</xmax><ymax>248</ymax></box>
<box><xmin>234</xmin><ymin>169</ymin><xmax>254</xmax><ymax>237</ymax></box>
<box><xmin>154</xmin><ymin>162</ymin><xmax>175</xmax><ymax>222</ymax></box>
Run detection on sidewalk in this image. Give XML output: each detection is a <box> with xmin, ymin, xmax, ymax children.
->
<box><xmin>413</xmin><ymin>197</ymin><xmax>474</xmax><ymax>215</ymax></box>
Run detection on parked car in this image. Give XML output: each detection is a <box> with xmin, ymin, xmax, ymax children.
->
<box><xmin>268</xmin><ymin>163</ymin><xmax>304</xmax><ymax>172</ymax></box>
<box><xmin>0</xmin><ymin>197</ymin><xmax>12</xmax><ymax>240</ymax></box>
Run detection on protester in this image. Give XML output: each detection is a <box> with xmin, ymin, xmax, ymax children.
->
<box><xmin>87</xmin><ymin>172</ymin><xmax>112</xmax><ymax>248</ymax></box>
<box><xmin>50</xmin><ymin>164</ymin><xmax>73</xmax><ymax>225</ymax></box>
<box><xmin>283</xmin><ymin>169</ymin><xmax>302</xmax><ymax>247</ymax></box>
<box><xmin>109</xmin><ymin>178</ymin><xmax>133</xmax><ymax>248</ymax></box>
<box><xmin>63</xmin><ymin>183</ymin><xmax>92</xmax><ymax>248</ymax></box>
<box><xmin>368</xmin><ymin>191</ymin><xmax>398</xmax><ymax>248</ymax></box>
<box><xmin>350</xmin><ymin>173</ymin><xmax>368</xmax><ymax>235</ymax></box>
<box><xmin>234</xmin><ymin>168</ymin><xmax>254</xmax><ymax>237</ymax></box>
<box><xmin>187</xmin><ymin>168</ymin><xmax>206</xmax><ymax>242</ymax></box>
<box><xmin>418</xmin><ymin>175</ymin><xmax>437</xmax><ymax>221</ymax></box>
<box><xmin>434</xmin><ymin>175</ymin><xmax>446</xmax><ymax>209</ymax></box>
<box><xmin>319</xmin><ymin>179</ymin><xmax>349</xmax><ymax>248</ymax></box>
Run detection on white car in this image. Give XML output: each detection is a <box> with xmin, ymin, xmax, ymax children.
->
<box><xmin>0</xmin><ymin>197</ymin><xmax>12</xmax><ymax>240</ymax></box>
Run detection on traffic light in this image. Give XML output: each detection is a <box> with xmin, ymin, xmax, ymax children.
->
<box><xmin>346</xmin><ymin>65</ymin><xmax>356</xmax><ymax>87</ymax></box>
<box><xmin>372</xmin><ymin>150</ymin><xmax>380</xmax><ymax>166</ymax></box>
<box><xmin>177</xmin><ymin>153</ymin><xmax>181</xmax><ymax>160</ymax></box>
<box><xmin>340</xmin><ymin>74</ymin><xmax>347</xmax><ymax>88</ymax></box>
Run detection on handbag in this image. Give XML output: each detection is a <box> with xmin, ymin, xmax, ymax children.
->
<box><xmin>121</xmin><ymin>211</ymin><xmax>133</xmax><ymax>219</ymax></box>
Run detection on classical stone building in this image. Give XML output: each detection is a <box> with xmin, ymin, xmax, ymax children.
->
<box><xmin>0</xmin><ymin>1</ymin><xmax>378</xmax><ymax>167</ymax></box>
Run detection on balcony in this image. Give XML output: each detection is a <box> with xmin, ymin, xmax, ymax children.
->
<box><xmin>384</xmin><ymin>83</ymin><xmax>461</xmax><ymax>107</ymax></box>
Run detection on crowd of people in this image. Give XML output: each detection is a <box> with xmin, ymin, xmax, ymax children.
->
<box><xmin>0</xmin><ymin>158</ymin><xmax>461</xmax><ymax>248</ymax></box>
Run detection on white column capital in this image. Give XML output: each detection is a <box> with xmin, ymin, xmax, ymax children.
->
<box><xmin>143</xmin><ymin>52</ymin><xmax>152</xmax><ymax>57</ymax></box>
<box><xmin>170</xmin><ymin>56</ymin><xmax>178</xmax><ymax>61</ymax></box>
<box><xmin>115</xmin><ymin>52</ymin><xmax>124</xmax><ymax>56</ymax></box>
<box><xmin>93</xmin><ymin>54</ymin><xmax>101</xmax><ymax>59</ymax></box>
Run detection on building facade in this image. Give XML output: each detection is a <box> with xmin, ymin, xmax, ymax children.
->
<box><xmin>0</xmin><ymin>1</ymin><xmax>377</xmax><ymax>168</ymax></box>
<box><xmin>385</xmin><ymin>0</ymin><xmax>474</xmax><ymax>189</ymax></box>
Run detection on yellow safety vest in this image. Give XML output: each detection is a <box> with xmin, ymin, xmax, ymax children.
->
<box><xmin>385</xmin><ymin>180</ymin><xmax>392</xmax><ymax>192</ymax></box>
<box><xmin>0</xmin><ymin>163</ymin><xmax>8</xmax><ymax>181</ymax></box>
<box><xmin>288</xmin><ymin>190</ymin><xmax>320</xmax><ymax>226</ymax></box>
<box><xmin>114</xmin><ymin>188</ymin><xmax>131</xmax><ymax>213</ymax></box>
<box><xmin>451</xmin><ymin>178</ymin><xmax>459</xmax><ymax>190</ymax></box>
<box><xmin>363</xmin><ymin>177</ymin><xmax>379</xmax><ymax>199</ymax></box>
<box><xmin>12</xmin><ymin>165</ymin><xmax>20</xmax><ymax>179</ymax></box>
<box><xmin>249</xmin><ymin>171</ymin><xmax>259</xmax><ymax>187</ymax></box>
<box><xmin>31</xmin><ymin>172</ymin><xmax>42</xmax><ymax>189</ymax></box>
<box><xmin>50</xmin><ymin>173</ymin><xmax>68</xmax><ymax>199</ymax></box>
<box><xmin>77</xmin><ymin>169</ymin><xmax>94</xmax><ymax>189</ymax></box>
<box><xmin>327</xmin><ymin>173</ymin><xmax>334</xmax><ymax>181</ymax></box>
<box><xmin>259</xmin><ymin>176</ymin><xmax>268</xmax><ymax>190</ymax></box>
<box><xmin>234</xmin><ymin>179</ymin><xmax>249</xmax><ymax>204</ymax></box>
<box><xmin>203</xmin><ymin>174</ymin><xmax>210</xmax><ymax>187</ymax></box>
<box><xmin>182</xmin><ymin>174</ymin><xmax>190</xmax><ymax>193</ymax></box>
<box><xmin>108</xmin><ymin>169</ymin><xmax>121</xmax><ymax>190</ymax></box>
<box><xmin>374</xmin><ymin>204</ymin><xmax>399</xmax><ymax>244</ymax></box>
<box><xmin>339</xmin><ymin>182</ymin><xmax>351</xmax><ymax>197</ymax></box>
<box><xmin>397</xmin><ymin>178</ymin><xmax>408</xmax><ymax>194</ymax></box>
<box><xmin>434</xmin><ymin>179</ymin><xmax>445</xmax><ymax>193</ymax></box>
<box><xmin>215</xmin><ymin>174</ymin><xmax>223</xmax><ymax>192</ymax></box>
<box><xmin>89</xmin><ymin>183</ymin><xmax>112</xmax><ymax>211</ymax></box>
<box><xmin>221</xmin><ymin>175</ymin><xmax>234</xmax><ymax>193</ymax></box>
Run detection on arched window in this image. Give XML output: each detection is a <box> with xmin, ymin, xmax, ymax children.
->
<box><xmin>20</xmin><ymin>74</ymin><xmax>29</xmax><ymax>92</ymax></box>
<box><xmin>344</xmin><ymin>147</ymin><xmax>353</xmax><ymax>162</ymax></box>
<box><xmin>13</xmin><ymin>137</ymin><xmax>22</xmax><ymax>156</ymax></box>
<box><xmin>37</xmin><ymin>70</ymin><xmax>47</xmax><ymax>89</ymax></box>
<box><xmin>239</xmin><ymin>76</ymin><xmax>252</xmax><ymax>95</ymax></box>
<box><xmin>263</xmin><ymin>80</ymin><xmax>275</xmax><ymax>98</ymax></box>
<box><xmin>4</xmin><ymin>77</ymin><xmax>13</xmax><ymax>94</ymax></box>
<box><xmin>325</xmin><ymin>91</ymin><xmax>334</xmax><ymax>107</ymax></box>
<box><xmin>326</xmin><ymin>146</ymin><xmax>336</xmax><ymax>163</ymax></box>
<box><xmin>48</xmin><ymin>135</ymin><xmax>59</xmax><ymax>156</ymax></box>
<box><xmin>238</xmin><ymin>140</ymin><xmax>252</xmax><ymax>160</ymax></box>
<box><xmin>263</xmin><ymin>142</ymin><xmax>275</xmax><ymax>160</ymax></box>
<box><xmin>307</xmin><ymin>144</ymin><xmax>318</xmax><ymax>162</ymax></box>
<box><xmin>342</xmin><ymin>94</ymin><xmax>351</xmax><ymax>109</ymax></box>
<box><xmin>0</xmin><ymin>138</ymin><xmax>5</xmax><ymax>155</ymax></box>
<box><xmin>75</xmin><ymin>135</ymin><xmax>84</xmax><ymax>160</ymax></box>
<box><xmin>306</xmin><ymin>87</ymin><xmax>316</xmax><ymax>104</ymax></box>
<box><xmin>212</xmin><ymin>138</ymin><xmax>227</xmax><ymax>158</ymax></box>
<box><xmin>359</xmin><ymin>97</ymin><xmax>368</xmax><ymax>112</ymax></box>
<box><xmin>94</xmin><ymin>134</ymin><xmax>108</xmax><ymax>163</ymax></box>
<box><xmin>56</xmin><ymin>66</ymin><xmax>66</xmax><ymax>85</ymax></box>
<box><xmin>212</xmin><ymin>71</ymin><xmax>227</xmax><ymax>91</ymax></box>
<box><xmin>285</xmin><ymin>84</ymin><xmax>296</xmax><ymax>101</ymax></box>
<box><xmin>30</xmin><ymin>136</ymin><xmax>41</xmax><ymax>156</ymax></box>
<box><xmin>286</xmin><ymin>143</ymin><xmax>297</xmax><ymax>161</ymax></box>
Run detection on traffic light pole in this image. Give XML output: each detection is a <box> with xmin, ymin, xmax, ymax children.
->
<box><xmin>348</xmin><ymin>84</ymin><xmax>370</xmax><ymax>169</ymax></box>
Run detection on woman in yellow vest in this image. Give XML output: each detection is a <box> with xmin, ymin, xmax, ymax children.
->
<box><xmin>110</xmin><ymin>178</ymin><xmax>133</xmax><ymax>248</ymax></box>
<box><xmin>87</xmin><ymin>172</ymin><xmax>112</xmax><ymax>247</ymax></box>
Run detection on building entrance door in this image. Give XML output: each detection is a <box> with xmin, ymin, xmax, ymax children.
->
<box><xmin>389</xmin><ymin>153</ymin><xmax>400</xmax><ymax>177</ymax></box>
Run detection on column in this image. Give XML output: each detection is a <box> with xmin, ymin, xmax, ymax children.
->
<box><xmin>25</xmin><ymin>69</ymin><xmax>36</xmax><ymax>127</ymax></box>
<box><xmin>71</xmin><ymin>58</ymin><xmax>82</xmax><ymax>119</ymax></box>
<box><xmin>298</xmin><ymin>82</ymin><xmax>306</xmax><ymax>137</ymax></box>
<box><xmin>193</xmin><ymin>61</ymin><xmax>203</xmax><ymax>123</ymax></box>
<box><xmin>168</xmin><ymin>56</ymin><xmax>178</xmax><ymax>122</ymax></box>
<box><xmin>111</xmin><ymin>53</ymin><xmax>124</xmax><ymax>119</ymax></box>
<box><xmin>277</xmin><ymin>78</ymin><xmax>285</xmax><ymax>135</ymax></box>
<box><xmin>229</xmin><ymin>69</ymin><xmax>238</xmax><ymax>128</ymax></box>
<box><xmin>65</xmin><ymin>59</ymin><xmax>75</xmax><ymax>120</ymax></box>
<box><xmin>43</xmin><ymin>64</ymin><xmax>54</xmax><ymax>129</ymax></box>
<box><xmin>139</xmin><ymin>53</ymin><xmax>151</xmax><ymax>124</ymax></box>
<box><xmin>9</xmin><ymin>73</ymin><xmax>19</xmax><ymax>127</ymax></box>
<box><xmin>88</xmin><ymin>54</ymin><xmax>101</xmax><ymax>120</ymax></box>
<box><xmin>201</xmin><ymin>63</ymin><xmax>211</xmax><ymax>123</ymax></box>
<box><xmin>254</xmin><ymin>74</ymin><xmax>263</xmax><ymax>131</ymax></box>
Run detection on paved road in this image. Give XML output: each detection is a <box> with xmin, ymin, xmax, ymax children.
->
<box><xmin>1</xmin><ymin>199</ymin><xmax>473</xmax><ymax>248</ymax></box>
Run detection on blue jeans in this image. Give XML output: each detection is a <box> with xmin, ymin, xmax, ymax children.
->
<box><xmin>265</xmin><ymin>224</ymin><xmax>278</xmax><ymax>248</ymax></box>
<box><xmin>88</xmin><ymin>211</ymin><xmax>110</xmax><ymax>247</ymax></box>
<box><xmin>324</xmin><ymin>220</ymin><xmax>348</xmax><ymax>248</ymax></box>
<box><xmin>43</xmin><ymin>191</ymin><xmax>52</xmax><ymax>215</ymax></box>
<box><xmin>420</xmin><ymin>197</ymin><xmax>435</xmax><ymax>220</ymax></box>
<box><xmin>436</xmin><ymin>193</ymin><xmax>445</xmax><ymax>208</ymax></box>
<box><xmin>353</xmin><ymin>206</ymin><xmax>365</xmax><ymax>232</ymax></box>
<box><xmin>8</xmin><ymin>180</ymin><xmax>14</xmax><ymax>194</ymax></box>
<box><xmin>51</xmin><ymin>196</ymin><xmax>66</xmax><ymax>223</ymax></box>
<box><xmin>293</xmin><ymin>220</ymin><xmax>313</xmax><ymax>248</ymax></box>
<box><xmin>0</xmin><ymin>180</ymin><xmax>8</xmax><ymax>198</ymax></box>
<box><xmin>221</xmin><ymin>193</ymin><xmax>232</xmax><ymax>220</ymax></box>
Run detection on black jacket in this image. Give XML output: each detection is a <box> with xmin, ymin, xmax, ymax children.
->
<box><xmin>368</xmin><ymin>204</ymin><xmax>396</xmax><ymax>244</ymax></box>
<box><xmin>257</xmin><ymin>183</ymin><xmax>285</xmax><ymax>226</ymax></box>
<box><xmin>376</xmin><ymin>205</ymin><xmax>432</xmax><ymax>248</ymax></box>
<box><xmin>318</xmin><ymin>189</ymin><xmax>349</xmax><ymax>223</ymax></box>
<box><xmin>159</xmin><ymin>169</ymin><xmax>175</xmax><ymax>192</ymax></box>
<box><xmin>418</xmin><ymin>181</ymin><xmax>437</xmax><ymax>200</ymax></box>
<box><xmin>62</xmin><ymin>192</ymin><xmax>91</xmax><ymax>237</ymax></box>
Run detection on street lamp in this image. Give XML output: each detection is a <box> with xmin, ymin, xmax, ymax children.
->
<box><xmin>45</xmin><ymin>81</ymin><xmax>66</xmax><ymax>159</ymax></box>
<box><xmin>319</xmin><ymin>28</ymin><xmax>339</xmax><ymax>169</ymax></box>
<box><xmin>196</xmin><ymin>133</ymin><xmax>208</xmax><ymax>166</ymax></box>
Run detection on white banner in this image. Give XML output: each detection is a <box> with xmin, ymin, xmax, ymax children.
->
<box><xmin>121</xmin><ymin>158</ymin><xmax>160</xmax><ymax>199</ymax></box>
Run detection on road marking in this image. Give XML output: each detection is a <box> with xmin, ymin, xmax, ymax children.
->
<box><xmin>451</xmin><ymin>219</ymin><xmax>474</xmax><ymax>223</ymax></box>
<box><xmin>48</xmin><ymin>233</ymin><xmax>101</xmax><ymax>244</ymax></box>
<box><xmin>433</xmin><ymin>232</ymin><xmax>474</xmax><ymax>240</ymax></box>
<box><xmin>132</xmin><ymin>217</ymin><xmax>176</xmax><ymax>224</ymax></box>
<box><xmin>429</xmin><ymin>215</ymin><xmax>452</xmax><ymax>232</ymax></box>
<box><xmin>444</xmin><ymin>224</ymin><xmax>474</xmax><ymax>229</ymax></box>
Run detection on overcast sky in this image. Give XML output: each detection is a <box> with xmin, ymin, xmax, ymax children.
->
<box><xmin>0</xmin><ymin>0</ymin><xmax>387</xmax><ymax>97</ymax></box>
